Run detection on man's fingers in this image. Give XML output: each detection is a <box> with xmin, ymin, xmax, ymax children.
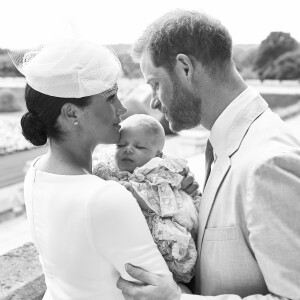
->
<box><xmin>117</xmin><ymin>277</ymin><xmax>141</xmax><ymax>294</ymax></box>
<box><xmin>184</xmin><ymin>181</ymin><xmax>199</xmax><ymax>195</ymax></box>
<box><xmin>125</xmin><ymin>264</ymin><xmax>158</xmax><ymax>285</ymax></box>
<box><xmin>179</xmin><ymin>166</ymin><xmax>189</xmax><ymax>176</ymax></box>
<box><xmin>181</xmin><ymin>172</ymin><xmax>194</xmax><ymax>189</ymax></box>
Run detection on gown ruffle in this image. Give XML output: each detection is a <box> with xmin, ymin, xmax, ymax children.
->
<box><xmin>93</xmin><ymin>156</ymin><xmax>200</xmax><ymax>283</ymax></box>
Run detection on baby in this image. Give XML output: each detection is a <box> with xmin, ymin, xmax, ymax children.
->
<box><xmin>93</xmin><ymin>114</ymin><xmax>200</xmax><ymax>283</ymax></box>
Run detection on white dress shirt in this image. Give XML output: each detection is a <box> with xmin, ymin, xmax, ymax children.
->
<box><xmin>209</xmin><ymin>87</ymin><xmax>259</xmax><ymax>167</ymax></box>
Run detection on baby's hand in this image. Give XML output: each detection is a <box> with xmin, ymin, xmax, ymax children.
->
<box><xmin>120</xmin><ymin>181</ymin><xmax>151</xmax><ymax>211</ymax></box>
<box><xmin>120</xmin><ymin>181</ymin><xmax>134</xmax><ymax>193</ymax></box>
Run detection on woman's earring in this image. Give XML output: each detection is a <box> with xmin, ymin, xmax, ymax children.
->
<box><xmin>74</xmin><ymin>120</ymin><xmax>79</xmax><ymax>126</ymax></box>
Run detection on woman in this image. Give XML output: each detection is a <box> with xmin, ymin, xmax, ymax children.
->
<box><xmin>11</xmin><ymin>39</ymin><xmax>192</xmax><ymax>299</ymax></box>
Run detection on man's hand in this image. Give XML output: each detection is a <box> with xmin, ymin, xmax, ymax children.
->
<box><xmin>180</xmin><ymin>167</ymin><xmax>200</xmax><ymax>196</ymax></box>
<box><xmin>117</xmin><ymin>264</ymin><xmax>181</xmax><ymax>300</ymax></box>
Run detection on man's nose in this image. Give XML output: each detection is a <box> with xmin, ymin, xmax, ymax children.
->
<box><xmin>150</xmin><ymin>97</ymin><xmax>161</xmax><ymax>110</ymax></box>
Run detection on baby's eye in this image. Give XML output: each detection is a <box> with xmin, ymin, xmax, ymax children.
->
<box><xmin>136</xmin><ymin>146</ymin><xmax>146</xmax><ymax>149</ymax></box>
<box><xmin>116</xmin><ymin>144</ymin><xmax>125</xmax><ymax>148</ymax></box>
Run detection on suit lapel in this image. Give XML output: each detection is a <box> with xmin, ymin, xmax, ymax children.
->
<box><xmin>197</xmin><ymin>94</ymin><xmax>269</xmax><ymax>255</ymax></box>
<box><xmin>197</xmin><ymin>155</ymin><xmax>231</xmax><ymax>254</ymax></box>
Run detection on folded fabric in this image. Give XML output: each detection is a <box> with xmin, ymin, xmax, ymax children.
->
<box><xmin>93</xmin><ymin>156</ymin><xmax>200</xmax><ymax>282</ymax></box>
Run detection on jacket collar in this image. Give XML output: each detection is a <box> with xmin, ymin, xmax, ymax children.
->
<box><xmin>210</xmin><ymin>88</ymin><xmax>269</xmax><ymax>159</ymax></box>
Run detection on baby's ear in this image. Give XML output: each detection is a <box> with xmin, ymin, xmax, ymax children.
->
<box><xmin>156</xmin><ymin>151</ymin><xmax>163</xmax><ymax>158</ymax></box>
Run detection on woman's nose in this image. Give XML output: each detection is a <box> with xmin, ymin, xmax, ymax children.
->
<box><xmin>116</xmin><ymin>98</ymin><xmax>127</xmax><ymax>115</ymax></box>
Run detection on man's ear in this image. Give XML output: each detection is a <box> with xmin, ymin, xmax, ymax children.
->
<box><xmin>173</xmin><ymin>54</ymin><xmax>196</xmax><ymax>82</ymax></box>
<box><xmin>156</xmin><ymin>150</ymin><xmax>163</xmax><ymax>158</ymax></box>
<box><xmin>60</xmin><ymin>103</ymin><xmax>79</xmax><ymax>123</ymax></box>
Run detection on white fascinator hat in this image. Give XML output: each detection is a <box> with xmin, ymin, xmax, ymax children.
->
<box><xmin>8</xmin><ymin>38</ymin><xmax>122</xmax><ymax>98</ymax></box>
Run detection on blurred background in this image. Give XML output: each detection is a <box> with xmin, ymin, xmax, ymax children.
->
<box><xmin>0</xmin><ymin>0</ymin><xmax>300</xmax><ymax>255</ymax></box>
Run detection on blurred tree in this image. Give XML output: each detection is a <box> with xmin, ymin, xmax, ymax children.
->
<box><xmin>233</xmin><ymin>45</ymin><xmax>258</xmax><ymax>79</ymax></box>
<box><xmin>0</xmin><ymin>49</ymin><xmax>23</xmax><ymax>77</ymax></box>
<box><xmin>233</xmin><ymin>45</ymin><xmax>257</xmax><ymax>71</ymax></box>
<box><xmin>261</xmin><ymin>49</ymin><xmax>300</xmax><ymax>80</ymax></box>
<box><xmin>0</xmin><ymin>48</ymin><xmax>7</xmax><ymax>55</ymax></box>
<box><xmin>118</xmin><ymin>52</ymin><xmax>142</xmax><ymax>78</ymax></box>
<box><xmin>0</xmin><ymin>89</ymin><xmax>22</xmax><ymax>112</ymax></box>
<box><xmin>254</xmin><ymin>32</ymin><xmax>299</xmax><ymax>79</ymax></box>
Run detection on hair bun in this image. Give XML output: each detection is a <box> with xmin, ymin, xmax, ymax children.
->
<box><xmin>21</xmin><ymin>111</ymin><xmax>47</xmax><ymax>146</ymax></box>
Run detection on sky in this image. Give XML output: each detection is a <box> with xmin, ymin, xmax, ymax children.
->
<box><xmin>1</xmin><ymin>0</ymin><xmax>299</xmax><ymax>49</ymax></box>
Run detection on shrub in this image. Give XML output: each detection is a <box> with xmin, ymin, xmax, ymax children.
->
<box><xmin>0</xmin><ymin>89</ymin><xmax>22</xmax><ymax>112</ymax></box>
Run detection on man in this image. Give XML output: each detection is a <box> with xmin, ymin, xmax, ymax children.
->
<box><xmin>117</xmin><ymin>9</ymin><xmax>300</xmax><ymax>300</ymax></box>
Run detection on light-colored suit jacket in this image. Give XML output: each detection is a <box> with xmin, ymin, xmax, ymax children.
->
<box><xmin>182</xmin><ymin>93</ymin><xmax>300</xmax><ymax>299</ymax></box>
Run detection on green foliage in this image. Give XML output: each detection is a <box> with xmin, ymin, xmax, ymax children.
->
<box><xmin>233</xmin><ymin>45</ymin><xmax>257</xmax><ymax>71</ymax></box>
<box><xmin>0</xmin><ymin>49</ymin><xmax>23</xmax><ymax>77</ymax></box>
<box><xmin>110</xmin><ymin>44</ymin><xmax>142</xmax><ymax>78</ymax></box>
<box><xmin>261</xmin><ymin>50</ymin><xmax>300</xmax><ymax>80</ymax></box>
<box><xmin>254</xmin><ymin>32</ymin><xmax>299</xmax><ymax>79</ymax></box>
<box><xmin>261</xmin><ymin>93</ymin><xmax>300</xmax><ymax>109</ymax></box>
<box><xmin>118</xmin><ymin>52</ymin><xmax>142</xmax><ymax>78</ymax></box>
<box><xmin>0</xmin><ymin>89</ymin><xmax>22</xmax><ymax>112</ymax></box>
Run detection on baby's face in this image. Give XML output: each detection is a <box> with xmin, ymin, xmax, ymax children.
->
<box><xmin>115</xmin><ymin>126</ymin><xmax>161</xmax><ymax>173</ymax></box>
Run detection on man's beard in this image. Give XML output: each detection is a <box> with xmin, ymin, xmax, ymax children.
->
<box><xmin>165</xmin><ymin>76</ymin><xmax>202</xmax><ymax>132</ymax></box>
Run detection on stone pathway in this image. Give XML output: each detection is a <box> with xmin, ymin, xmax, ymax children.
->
<box><xmin>0</xmin><ymin>214</ymin><xmax>31</xmax><ymax>255</ymax></box>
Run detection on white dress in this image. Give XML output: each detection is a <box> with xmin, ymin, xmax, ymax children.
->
<box><xmin>24</xmin><ymin>158</ymin><xmax>171</xmax><ymax>300</ymax></box>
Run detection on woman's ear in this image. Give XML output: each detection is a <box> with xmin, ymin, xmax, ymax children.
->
<box><xmin>61</xmin><ymin>103</ymin><xmax>79</xmax><ymax>124</ymax></box>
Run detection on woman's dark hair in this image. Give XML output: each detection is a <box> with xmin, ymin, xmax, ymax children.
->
<box><xmin>21</xmin><ymin>84</ymin><xmax>92</xmax><ymax>146</ymax></box>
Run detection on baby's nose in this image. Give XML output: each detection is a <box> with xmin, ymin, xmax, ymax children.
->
<box><xmin>123</xmin><ymin>146</ymin><xmax>133</xmax><ymax>155</ymax></box>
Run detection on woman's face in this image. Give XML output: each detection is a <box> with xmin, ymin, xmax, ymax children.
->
<box><xmin>80</xmin><ymin>91</ymin><xmax>127</xmax><ymax>145</ymax></box>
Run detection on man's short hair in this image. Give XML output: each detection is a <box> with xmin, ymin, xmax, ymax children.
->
<box><xmin>132</xmin><ymin>10</ymin><xmax>233</xmax><ymax>77</ymax></box>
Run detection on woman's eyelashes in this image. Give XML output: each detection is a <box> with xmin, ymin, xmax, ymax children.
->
<box><xmin>107</xmin><ymin>93</ymin><xmax>117</xmax><ymax>102</ymax></box>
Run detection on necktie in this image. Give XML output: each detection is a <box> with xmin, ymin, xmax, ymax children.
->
<box><xmin>203</xmin><ymin>139</ymin><xmax>214</xmax><ymax>189</ymax></box>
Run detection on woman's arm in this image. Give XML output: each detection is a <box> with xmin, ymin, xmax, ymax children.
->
<box><xmin>85</xmin><ymin>181</ymin><xmax>172</xmax><ymax>283</ymax></box>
